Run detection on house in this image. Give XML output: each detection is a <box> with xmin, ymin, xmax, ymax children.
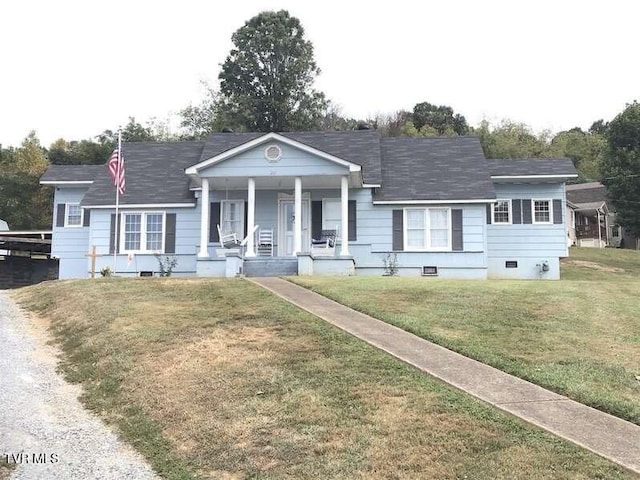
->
<box><xmin>40</xmin><ymin>131</ymin><xmax>577</xmax><ymax>280</ymax></box>
<box><xmin>565</xmin><ymin>182</ymin><xmax>611</xmax><ymax>248</ymax></box>
<box><xmin>566</xmin><ymin>182</ymin><xmax>639</xmax><ymax>249</ymax></box>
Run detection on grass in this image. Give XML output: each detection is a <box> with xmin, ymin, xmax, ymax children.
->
<box><xmin>292</xmin><ymin>247</ymin><xmax>640</xmax><ymax>426</ymax></box>
<box><xmin>14</xmin><ymin>277</ymin><xmax>633</xmax><ymax>479</ymax></box>
<box><xmin>0</xmin><ymin>462</ymin><xmax>15</xmax><ymax>480</ymax></box>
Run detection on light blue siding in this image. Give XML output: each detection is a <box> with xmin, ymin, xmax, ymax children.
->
<box><xmin>199</xmin><ymin>142</ymin><xmax>350</xmax><ymax>178</ymax></box>
<box><xmin>203</xmin><ymin>187</ymin><xmax>488</xmax><ymax>278</ymax></box>
<box><xmin>487</xmin><ymin>183</ymin><xmax>568</xmax><ymax>279</ymax></box>
<box><xmin>90</xmin><ymin>207</ymin><xmax>200</xmax><ymax>276</ymax></box>
<box><xmin>51</xmin><ymin>187</ymin><xmax>91</xmax><ymax>278</ymax></box>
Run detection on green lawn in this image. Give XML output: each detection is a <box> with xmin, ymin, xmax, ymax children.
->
<box><xmin>292</xmin><ymin>247</ymin><xmax>640</xmax><ymax>425</ymax></box>
<box><xmin>14</xmin><ymin>278</ymin><xmax>631</xmax><ymax>479</ymax></box>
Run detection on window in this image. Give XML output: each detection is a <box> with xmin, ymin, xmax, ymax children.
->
<box><xmin>220</xmin><ymin>200</ymin><xmax>244</xmax><ymax>239</ymax></box>
<box><xmin>323</xmin><ymin>199</ymin><xmax>342</xmax><ymax>238</ymax></box>
<box><xmin>492</xmin><ymin>200</ymin><xmax>511</xmax><ymax>224</ymax></box>
<box><xmin>404</xmin><ymin>208</ymin><xmax>451</xmax><ymax>251</ymax></box>
<box><xmin>65</xmin><ymin>203</ymin><xmax>83</xmax><ymax>227</ymax></box>
<box><xmin>121</xmin><ymin>212</ymin><xmax>165</xmax><ymax>253</ymax></box>
<box><xmin>533</xmin><ymin>200</ymin><xmax>552</xmax><ymax>224</ymax></box>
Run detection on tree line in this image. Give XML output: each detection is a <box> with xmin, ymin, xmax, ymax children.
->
<box><xmin>1</xmin><ymin>10</ymin><xmax>638</xmax><ymax>236</ymax></box>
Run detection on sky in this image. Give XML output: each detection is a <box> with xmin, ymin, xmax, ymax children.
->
<box><xmin>1</xmin><ymin>0</ymin><xmax>638</xmax><ymax>148</ymax></box>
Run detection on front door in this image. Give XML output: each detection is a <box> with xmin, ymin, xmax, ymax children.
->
<box><xmin>278</xmin><ymin>199</ymin><xmax>310</xmax><ymax>256</ymax></box>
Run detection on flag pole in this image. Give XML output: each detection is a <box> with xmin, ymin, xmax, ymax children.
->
<box><xmin>112</xmin><ymin>129</ymin><xmax>122</xmax><ymax>273</ymax></box>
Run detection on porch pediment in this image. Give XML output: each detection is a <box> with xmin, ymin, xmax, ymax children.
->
<box><xmin>185</xmin><ymin>133</ymin><xmax>361</xmax><ymax>178</ymax></box>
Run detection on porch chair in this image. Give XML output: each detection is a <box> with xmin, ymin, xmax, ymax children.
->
<box><xmin>311</xmin><ymin>229</ymin><xmax>337</xmax><ymax>257</ymax></box>
<box><xmin>256</xmin><ymin>229</ymin><xmax>274</xmax><ymax>256</ymax></box>
<box><xmin>217</xmin><ymin>224</ymin><xmax>241</xmax><ymax>249</ymax></box>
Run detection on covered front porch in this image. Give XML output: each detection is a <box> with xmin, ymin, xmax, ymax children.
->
<box><xmin>184</xmin><ymin>133</ymin><xmax>366</xmax><ymax>277</ymax></box>
<box><xmin>197</xmin><ymin>175</ymin><xmax>353</xmax><ymax>259</ymax></box>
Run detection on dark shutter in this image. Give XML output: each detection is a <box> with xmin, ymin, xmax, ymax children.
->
<box><xmin>522</xmin><ymin>199</ymin><xmax>532</xmax><ymax>224</ymax></box>
<box><xmin>486</xmin><ymin>204</ymin><xmax>492</xmax><ymax>224</ymax></box>
<box><xmin>452</xmin><ymin>209</ymin><xmax>463</xmax><ymax>251</ymax></box>
<box><xmin>165</xmin><ymin>213</ymin><xmax>176</xmax><ymax>254</ymax></box>
<box><xmin>311</xmin><ymin>201</ymin><xmax>322</xmax><ymax>240</ymax></box>
<box><xmin>553</xmin><ymin>199</ymin><xmax>563</xmax><ymax>224</ymax></box>
<box><xmin>83</xmin><ymin>209</ymin><xmax>90</xmax><ymax>227</ymax></box>
<box><xmin>244</xmin><ymin>201</ymin><xmax>248</xmax><ymax>238</ymax></box>
<box><xmin>56</xmin><ymin>204</ymin><xmax>65</xmax><ymax>227</ymax></box>
<box><xmin>392</xmin><ymin>210</ymin><xmax>404</xmax><ymax>251</ymax></box>
<box><xmin>209</xmin><ymin>202</ymin><xmax>220</xmax><ymax>242</ymax></box>
<box><xmin>512</xmin><ymin>199</ymin><xmax>522</xmax><ymax>224</ymax></box>
<box><xmin>348</xmin><ymin>200</ymin><xmax>357</xmax><ymax>241</ymax></box>
<box><xmin>109</xmin><ymin>214</ymin><xmax>121</xmax><ymax>254</ymax></box>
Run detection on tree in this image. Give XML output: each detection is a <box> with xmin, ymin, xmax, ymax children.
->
<box><xmin>474</xmin><ymin>120</ymin><xmax>551</xmax><ymax>159</ymax></box>
<box><xmin>0</xmin><ymin>132</ymin><xmax>52</xmax><ymax>229</ymax></box>
<box><xmin>412</xmin><ymin>102</ymin><xmax>469</xmax><ymax>135</ymax></box>
<box><xmin>549</xmin><ymin>128</ymin><xmax>605</xmax><ymax>182</ymax></box>
<box><xmin>218</xmin><ymin>10</ymin><xmax>328</xmax><ymax>132</ymax></box>
<box><xmin>601</xmin><ymin>101</ymin><xmax>640</xmax><ymax>237</ymax></box>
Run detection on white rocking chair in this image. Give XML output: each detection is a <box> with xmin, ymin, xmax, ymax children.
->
<box><xmin>217</xmin><ymin>224</ymin><xmax>241</xmax><ymax>249</ymax></box>
<box><xmin>257</xmin><ymin>229</ymin><xmax>274</xmax><ymax>256</ymax></box>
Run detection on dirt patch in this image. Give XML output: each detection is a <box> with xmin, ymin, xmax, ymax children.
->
<box><xmin>562</xmin><ymin>260</ymin><xmax>625</xmax><ymax>273</ymax></box>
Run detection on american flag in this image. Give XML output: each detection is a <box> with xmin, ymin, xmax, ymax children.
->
<box><xmin>107</xmin><ymin>146</ymin><xmax>125</xmax><ymax>195</ymax></box>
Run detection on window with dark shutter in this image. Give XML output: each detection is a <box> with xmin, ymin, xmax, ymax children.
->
<box><xmin>452</xmin><ymin>209</ymin><xmax>463</xmax><ymax>251</ymax></box>
<box><xmin>392</xmin><ymin>210</ymin><xmax>404</xmax><ymax>251</ymax></box>
<box><xmin>348</xmin><ymin>200</ymin><xmax>357</xmax><ymax>241</ymax></box>
<box><xmin>209</xmin><ymin>202</ymin><xmax>221</xmax><ymax>242</ymax></box>
<box><xmin>165</xmin><ymin>213</ymin><xmax>176</xmax><ymax>253</ymax></box>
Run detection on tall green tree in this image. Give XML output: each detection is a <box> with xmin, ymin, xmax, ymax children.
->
<box><xmin>0</xmin><ymin>132</ymin><xmax>52</xmax><ymax>229</ymax></box>
<box><xmin>218</xmin><ymin>10</ymin><xmax>328</xmax><ymax>132</ymax></box>
<box><xmin>412</xmin><ymin>102</ymin><xmax>469</xmax><ymax>135</ymax></box>
<box><xmin>601</xmin><ymin>101</ymin><xmax>640</xmax><ymax>237</ymax></box>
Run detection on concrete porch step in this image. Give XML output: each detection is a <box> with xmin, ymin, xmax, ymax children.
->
<box><xmin>243</xmin><ymin>257</ymin><xmax>298</xmax><ymax>277</ymax></box>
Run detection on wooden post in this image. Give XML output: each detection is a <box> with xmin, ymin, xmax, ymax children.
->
<box><xmin>84</xmin><ymin>246</ymin><xmax>103</xmax><ymax>278</ymax></box>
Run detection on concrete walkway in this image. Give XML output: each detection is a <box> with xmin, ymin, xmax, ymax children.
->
<box><xmin>251</xmin><ymin>277</ymin><xmax>640</xmax><ymax>475</ymax></box>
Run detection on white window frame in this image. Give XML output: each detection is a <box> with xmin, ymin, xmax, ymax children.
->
<box><xmin>492</xmin><ymin>199</ymin><xmax>512</xmax><ymax>225</ymax></box>
<box><xmin>220</xmin><ymin>200</ymin><xmax>245</xmax><ymax>239</ymax></box>
<box><xmin>120</xmin><ymin>211</ymin><xmax>166</xmax><ymax>254</ymax></box>
<box><xmin>532</xmin><ymin>199</ymin><xmax>553</xmax><ymax>224</ymax></box>
<box><xmin>403</xmin><ymin>207</ymin><xmax>452</xmax><ymax>252</ymax></box>
<box><xmin>64</xmin><ymin>203</ymin><xmax>84</xmax><ymax>228</ymax></box>
<box><xmin>322</xmin><ymin>198</ymin><xmax>342</xmax><ymax>240</ymax></box>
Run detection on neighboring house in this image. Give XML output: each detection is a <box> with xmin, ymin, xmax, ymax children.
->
<box><xmin>565</xmin><ymin>182</ymin><xmax>611</xmax><ymax>248</ymax></box>
<box><xmin>565</xmin><ymin>182</ymin><xmax>640</xmax><ymax>249</ymax></box>
<box><xmin>40</xmin><ymin>132</ymin><xmax>577</xmax><ymax>280</ymax></box>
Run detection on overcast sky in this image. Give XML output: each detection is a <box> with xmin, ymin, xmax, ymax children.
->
<box><xmin>1</xmin><ymin>0</ymin><xmax>638</xmax><ymax>148</ymax></box>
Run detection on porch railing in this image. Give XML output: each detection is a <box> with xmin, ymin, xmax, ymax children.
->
<box><xmin>576</xmin><ymin>224</ymin><xmax>607</xmax><ymax>240</ymax></box>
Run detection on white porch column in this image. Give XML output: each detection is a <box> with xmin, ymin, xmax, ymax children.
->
<box><xmin>341</xmin><ymin>175</ymin><xmax>350</xmax><ymax>256</ymax></box>
<box><xmin>294</xmin><ymin>177</ymin><xmax>302</xmax><ymax>254</ymax></box>
<box><xmin>246</xmin><ymin>177</ymin><xmax>256</xmax><ymax>257</ymax></box>
<box><xmin>198</xmin><ymin>178</ymin><xmax>210</xmax><ymax>257</ymax></box>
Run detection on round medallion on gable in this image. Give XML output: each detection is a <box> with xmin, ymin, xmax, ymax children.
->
<box><xmin>264</xmin><ymin>144</ymin><xmax>282</xmax><ymax>163</ymax></box>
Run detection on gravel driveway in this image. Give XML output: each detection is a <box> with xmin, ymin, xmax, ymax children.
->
<box><xmin>0</xmin><ymin>291</ymin><xmax>159</xmax><ymax>480</ymax></box>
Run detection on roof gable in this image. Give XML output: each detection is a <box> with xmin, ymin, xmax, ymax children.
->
<box><xmin>195</xmin><ymin>130</ymin><xmax>382</xmax><ymax>185</ymax></box>
<box><xmin>186</xmin><ymin>133</ymin><xmax>361</xmax><ymax>175</ymax></box>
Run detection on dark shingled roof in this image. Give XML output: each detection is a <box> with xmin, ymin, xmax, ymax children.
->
<box><xmin>373</xmin><ymin>136</ymin><xmax>496</xmax><ymax>202</ymax></box>
<box><xmin>81</xmin><ymin>142</ymin><xmax>204</xmax><ymax>206</ymax></box>
<box><xmin>41</xmin><ymin>164</ymin><xmax>103</xmax><ymax>183</ymax></box>
<box><xmin>40</xmin><ymin>134</ymin><xmax>580</xmax><ymax>206</ymax></box>
<box><xmin>199</xmin><ymin>130</ymin><xmax>383</xmax><ymax>185</ymax></box>
<box><xmin>566</xmin><ymin>182</ymin><xmax>608</xmax><ymax>205</ymax></box>
<box><xmin>486</xmin><ymin>158</ymin><xmax>577</xmax><ymax>177</ymax></box>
